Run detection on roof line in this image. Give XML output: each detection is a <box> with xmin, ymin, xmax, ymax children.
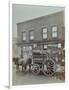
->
<box><xmin>16</xmin><ymin>10</ymin><xmax>64</xmax><ymax>25</ymax></box>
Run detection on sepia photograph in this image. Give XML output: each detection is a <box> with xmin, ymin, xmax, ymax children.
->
<box><xmin>12</xmin><ymin>4</ymin><xmax>65</xmax><ymax>86</ymax></box>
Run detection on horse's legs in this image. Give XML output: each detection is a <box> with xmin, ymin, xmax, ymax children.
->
<box><xmin>24</xmin><ymin>64</ymin><xmax>27</xmax><ymax>71</ymax></box>
<box><xmin>16</xmin><ymin>64</ymin><xmax>19</xmax><ymax>71</ymax></box>
<box><xmin>29</xmin><ymin>64</ymin><xmax>31</xmax><ymax>72</ymax></box>
<box><xmin>22</xmin><ymin>65</ymin><xmax>23</xmax><ymax>72</ymax></box>
<box><xmin>21</xmin><ymin>61</ymin><xmax>24</xmax><ymax>72</ymax></box>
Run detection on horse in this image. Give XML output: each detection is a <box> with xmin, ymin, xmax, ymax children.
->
<box><xmin>13</xmin><ymin>57</ymin><xmax>19</xmax><ymax>64</ymax></box>
<box><xmin>16</xmin><ymin>56</ymin><xmax>32</xmax><ymax>72</ymax></box>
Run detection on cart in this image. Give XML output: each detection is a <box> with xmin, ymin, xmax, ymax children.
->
<box><xmin>31</xmin><ymin>49</ymin><xmax>56</xmax><ymax>76</ymax></box>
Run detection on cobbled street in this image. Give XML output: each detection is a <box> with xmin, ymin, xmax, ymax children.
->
<box><xmin>12</xmin><ymin>63</ymin><xmax>64</xmax><ymax>86</ymax></box>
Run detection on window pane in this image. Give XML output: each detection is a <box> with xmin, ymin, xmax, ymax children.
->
<box><xmin>30</xmin><ymin>31</ymin><xmax>34</xmax><ymax>40</ymax></box>
<box><xmin>33</xmin><ymin>44</ymin><xmax>37</xmax><ymax>48</ymax></box>
<box><xmin>52</xmin><ymin>26</ymin><xmax>57</xmax><ymax>32</ymax></box>
<box><xmin>58</xmin><ymin>43</ymin><xmax>61</xmax><ymax>48</ymax></box>
<box><xmin>42</xmin><ymin>27</ymin><xmax>47</xmax><ymax>39</ymax></box>
<box><xmin>30</xmin><ymin>36</ymin><xmax>33</xmax><ymax>40</ymax></box>
<box><xmin>44</xmin><ymin>45</ymin><xmax>47</xmax><ymax>49</ymax></box>
<box><xmin>23</xmin><ymin>32</ymin><xmax>26</xmax><ymax>40</ymax></box>
<box><xmin>52</xmin><ymin>26</ymin><xmax>57</xmax><ymax>38</ymax></box>
<box><xmin>23</xmin><ymin>37</ymin><xmax>26</xmax><ymax>40</ymax></box>
<box><xmin>23</xmin><ymin>47</ymin><xmax>26</xmax><ymax>51</ymax></box>
<box><xmin>52</xmin><ymin>32</ymin><xmax>57</xmax><ymax>37</ymax></box>
<box><xmin>43</xmin><ymin>28</ymin><xmax>47</xmax><ymax>33</ymax></box>
<box><xmin>43</xmin><ymin>33</ymin><xmax>47</xmax><ymax>39</ymax></box>
<box><xmin>29</xmin><ymin>46</ymin><xmax>32</xmax><ymax>50</ymax></box>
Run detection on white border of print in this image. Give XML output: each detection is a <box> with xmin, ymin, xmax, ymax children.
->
<box><xmin>9</xmin><ymin>1</ymin><xmax>12</xmax><ymax>88</ymax></box>
<box><xmin>8</xmin><ymin>0</ymin><xmax>69</xmax><ymax>89</ymax></box>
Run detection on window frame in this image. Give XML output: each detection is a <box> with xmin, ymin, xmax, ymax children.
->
<box><xmin>29</xmin><ymin>30</ymin><xmax>34</xmax><ymax>41</ymax></box>
<box><xmin>42</xmin><ymin>27</ymin><xmax>48</xmax><ymax>39</ymax></box>
<box><xmin>43</xmin><ymin>44</ymin><xmax>47</xmax><ymax>49</ymax></box>
<box><xmin>51</xmin><ymin>25</ymin><xmax>58</xmax><ymax>38</ymax></box>
<box><xmin>22</xmin><ymin>31</ymin><xmax>26</xmax><ymax>41</ymax></box>
<box><xmin>23</xmin><ymin>46</ymin><xmax>32</xmax><ymax>56</ymax></box>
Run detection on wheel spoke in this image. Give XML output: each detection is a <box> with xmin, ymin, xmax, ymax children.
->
<box><xmin>31</xmin><ymin>64</ymin><xmax>40</xmax><ymax>75</ymax></box>
<box><xmin>43</xmin><ymin>60</ymin><xmax>56</xmax><ymax>76</ymax></box>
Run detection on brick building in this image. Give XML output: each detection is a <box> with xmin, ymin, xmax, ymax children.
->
<box><xmin>17</xmin><ymin>11</ymin><xmax>65</xmax><ymax>63</ymax></box>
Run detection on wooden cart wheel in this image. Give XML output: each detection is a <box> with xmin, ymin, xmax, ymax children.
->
<box><xmin>31</xmin><ymin>64</ymin><xmax>40</xmax><ymax>75</ymax></box>
<box><xmin>43</xmin><ymin>59</ymin><xmax>56</xmax><ymax>76</ymax></box>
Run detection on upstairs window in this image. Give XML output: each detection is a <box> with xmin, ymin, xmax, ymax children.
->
<box><xmin>42</xmin><ymin>27</ymin><xmax>47</xmax><ymax>39</ymax></box>
<box><xmin>29</xmin><ymin>30</ymin><xmax>34</xmax><ymax>40</ymax></box>
<box><xmin>22</xmin><ymin>32</ymin><xmax>26</xmax><ymax>40</ymax></box>
<box><xmin>52</xmin><ymin>26</ymin><xmax>57</xmax><ymax>38</ymax></box>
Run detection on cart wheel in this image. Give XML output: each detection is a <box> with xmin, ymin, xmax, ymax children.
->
<box><xmin>43</xmin><ymin>60</ymin><xmax>56</xmax><ymax>76</ymax></box>
<box><xmin>31</xmin><ymin>64</ymin><xmax>40</xmax><ymax>75</ymax></box>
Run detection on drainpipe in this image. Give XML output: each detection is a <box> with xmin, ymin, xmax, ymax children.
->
<box><xmin>21</xmin><ymin>45</ymin><xmax>23</xmax><ymax>58</ymax></box>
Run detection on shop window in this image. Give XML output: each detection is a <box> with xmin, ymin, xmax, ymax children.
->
<box><xmin>58</xmin><ymin>43</ymin><xmax>61</xmax><ymax>48</ymax></box>
<box><xmin>44</xmin><ymin>45</ymin><xmax>47</xmax><ymax>49</ymax></box>
<box><xmin>23</xmin><ymin>46</ymin><xmax>32</xmax><ymax>56</ymax></box>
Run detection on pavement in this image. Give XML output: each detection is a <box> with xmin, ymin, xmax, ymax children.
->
<box><xmin>12</xmin><ymin>63</ymin><xmax>65</xmax><ymax>86</ymax></box>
